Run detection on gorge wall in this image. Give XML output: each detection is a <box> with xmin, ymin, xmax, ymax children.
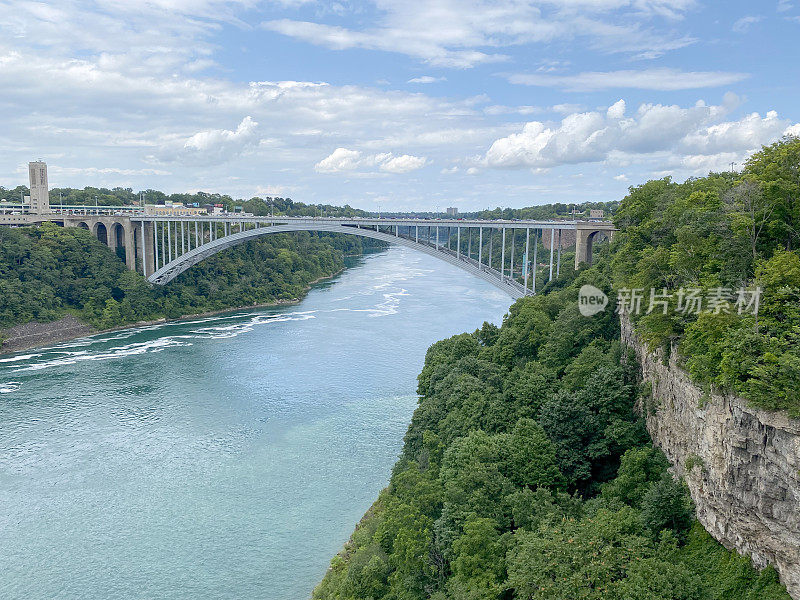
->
<box><xmin>621</xmin><ymin>316</ymin><xmax>800</xmax><ymax>599</ymax></box>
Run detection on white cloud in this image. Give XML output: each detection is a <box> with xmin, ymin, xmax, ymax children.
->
<box><xmin>732</xmin><ymin>15</ymin><xmax>763</xmax><ymax>32</ymax></box>
<box><xmin>408</xmin><ymin>76</ymin><xmax>446</xmax><ymax>84</ymax></box>
<box><xmin>483</xmin><ymin>105</ymin><xmax>542</xmax><ymax>115</ymax></box>
<box><xmin>315</xmin><ymin>148</ymin><xmax>427</xmax><ymax>174</ymax></box>
<box><xmin>482</xmin><ymin>97</ymin><xmax>798</xmax><ymax>174</ymax></box>
<box><xmin>169</xmin><ymin>116</ymin><xmax>260</xmax><ymax>165</ymax></box>
<box><xmin>505</xmin><ymin>68</ymin><xmax>749</xmax><ymax>91</ymax></box>
<box><xmin>679</xmin><ymin>111</ymin><xmax>787</xmax><ymax>154</ymax></box>
<box><xmin>314</xmin><ymin>148</ymin><xmax>364</xmax><ymax>173</ymax></box>
<box><xmin>613</xmin><ymin>174</ymin><xmax>628</xmax><ymax>181</ymax></box>
<box><xmin>551</xmin><ymin>103</ymin><xmax>586</xmax><ymax>114</ymax></box>
<box><xmin>263</xmin><ymin>0</ymin><xmax>696</xmax><ymax>68</ymax></box>
<box><xmin>50</xmin><ymin>166</ymin><xmax>172</xmax><ymax>176</ymax></box>
<box><xmin>380</xmin><ymin>154</ymin><xmax>428</xmax><ymax>173</ymax></box>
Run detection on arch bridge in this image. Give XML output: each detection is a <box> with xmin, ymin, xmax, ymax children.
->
<box><xmin>0</xmin><ymin>212</ymin><xmax>613</xmax><ymax>299</ymax></box>
<box><xmin>130</xmin><ymin>216</ymin><xmax>613</xmax><ymax>299</ymax></box>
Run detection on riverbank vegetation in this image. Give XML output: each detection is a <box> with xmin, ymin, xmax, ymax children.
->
<box><xmin>313</xmin><ymin>255</ymin><xmax>789</xmax><ymax>599</ymax></box>
<box><xmin>612</xmin><ymin>136</ymin><xmax>800</xmax><ymax>416</ymax></box>
<box><xmin>0</xmin><ymin>223</ymin><xmax>379</xmax><ymax>337</ymax></box>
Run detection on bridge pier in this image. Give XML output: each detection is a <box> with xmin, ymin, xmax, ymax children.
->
<box><xmin>575</xmin><ymin>225</ymin><xmax>613</xmax><ymax>268</ymax></box>
<box><xmin>124</xmin><ymin>223</ymin><xmax>136</xmax><ymax>270</ymax></box>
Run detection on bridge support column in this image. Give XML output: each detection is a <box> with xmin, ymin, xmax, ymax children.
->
<box><xmin>556</xmin><ymin>229</ymin><xmax>561</xmax><ymax>278</ymax></box>
<box><xmin>167</xmin><ymin>222</ymin><xmax>173</xmax><ymax>263</ymax></box>
<box><xmin>501</xmin><ymin>228</ymin><xmax>506</xmax><ymax>281</ymax></box>
<box><xmin>510</xmin><ymin>228</ymin><xmax>515</xmax><ymax>281</ymax></box>
<box><xmin>478</xmin><ymin>227</ymin><xmax>482</xmax><ymax>266</ymax></box>
<box><xmin>457</xmin><ymin>227</ymin><xmax>460</xmax><ymax>258</ymax></box>
<box><xmin>154</xmin><ymin>222</ymin><xmax>160</xmax><ymax>271</ymax></box>
<box><xmin>144</xmin><ymin>222</ymin><xmax>155</xmax><ymax>277</ymax></box>
<box><xmin>575</xmin><ymin>228</ymin><xmax>595</xmax><ymax>268</ymax></box>
<box><xmin>124</xmin><ymin>223</ymin><xmax>136</xmax><ymax>270</ymax></box>
<box><xmin>104</xmin><ymin>222</ymin><xmax>115</xmax><ymax>251</ymax></box>
<box><xmin>549</xmin><ymin>229</ymin><xmax>554</xmax><ymax>282</ymax></box>
<box><xmin>524</xmin><ymin>228</ymin><xmax>530</xmax><ymax>292</ymax></box>
<box><xmin>532</xmin><ymin>230</ymin><xmax>538</xmax><ymax>293</ymax></box>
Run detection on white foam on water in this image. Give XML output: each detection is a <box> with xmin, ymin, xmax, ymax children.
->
<box><xmin>0</xmin><ymin>381</ymin><xmax>21</xmax><ymax>393</ymax></box>
<box><xmin>0</xmin><ymin>353</ymin><xmax>42</xmax><ymax>363</ymax></box>
<box><xmin>12</xmin><ymin>337</ymin><xmax>194</xmax><ymax>372</ymax></box>
<box><xmin>189</xmin><ymin>311</ymin><xmax>317</xmax><ymax>339</ymax></box>
<box><xmin>8</xmin><ymin>310</ymin><xmax>319</xmax><ymax>373</ymax></box>
<box><xmin>330</xmin><ymin>289</ymin><xmax>409</xmax><ymax>317</ymax></box>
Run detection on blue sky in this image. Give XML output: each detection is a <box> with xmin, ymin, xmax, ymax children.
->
<box><xmin>1</xmin><ymin>0</ymin><xmax>798</xmax><ymax>211</ymax></box>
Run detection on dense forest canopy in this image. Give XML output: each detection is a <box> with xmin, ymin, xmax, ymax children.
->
<box><xmin>611</xmin><ymin>136</ymin><xmax>800</xmax><ymax>416</ymax></box>
<box><xmin>466</xmin><ymin>200</ymin><xmax>619</xmax><ymax>221</ymax></box>
<box><xmin>0</xmin><ymin>224</ymin><xmax>379</xmax><ymax>335</ymax></box>
<box><xmin>314</xmin><ymin>255</ymin><xmax>789</xmax><ymax>600</ymax></box>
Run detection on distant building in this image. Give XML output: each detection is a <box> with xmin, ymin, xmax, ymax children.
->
<box><xmin>589</xmin><ymin>209</ymin><xmax>604</xmax><ymax>219</ymax></box>
<box><xmin>28</xmin><ymin>161</ymin><xmax>50</xmax><ymax>214</ymax></box>
<box><xmin>446</xmin><ymin>207</ymin><xmax>458</xmax><ymax>216</ymax></box>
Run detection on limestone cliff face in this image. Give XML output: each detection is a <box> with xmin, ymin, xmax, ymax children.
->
<box><xmin>621</xmin><ymin>316</ymin><xmax>800</xmax><ymax>599</ymax></box>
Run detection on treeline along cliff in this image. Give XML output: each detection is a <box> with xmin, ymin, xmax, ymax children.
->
<box><xmin>314</xmin><ymin>137</ymin><xmax>800</xmax><ymax>600</ymax></box>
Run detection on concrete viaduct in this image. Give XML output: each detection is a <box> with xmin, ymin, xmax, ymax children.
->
<box><xmin>0</xmin><ymin>212</ymin><xmax>614</xmax><ymax>300</ymax></box>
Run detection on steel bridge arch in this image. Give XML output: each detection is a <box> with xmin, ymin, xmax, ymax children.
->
<box><xmin>147</xmin><ymin>222</ymin><xmax>529</xmax><ymax>299</ymax></box>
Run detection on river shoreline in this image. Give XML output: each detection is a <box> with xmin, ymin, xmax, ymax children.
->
<box><xmin>0</xmin><ymin>267</ymin><xmax>346</xmax><ymax>356</ymax></box>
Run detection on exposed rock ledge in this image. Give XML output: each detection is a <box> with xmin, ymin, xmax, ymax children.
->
<box><xmin>621</xmin><ymin>316</ymin><xmax>800</xmax><ymax>599</ymax></box>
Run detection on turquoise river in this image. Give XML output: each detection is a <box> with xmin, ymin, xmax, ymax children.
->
<box><xmin>0</xmin><ymin>246</ymin><xmax>510</xmax><ymax>600</ymax></box>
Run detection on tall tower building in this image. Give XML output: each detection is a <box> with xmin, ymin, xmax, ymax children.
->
<box><xmin>28</xmin><ymin>160</ymin><xmax>50</xmax><ymax>214</ymax></box>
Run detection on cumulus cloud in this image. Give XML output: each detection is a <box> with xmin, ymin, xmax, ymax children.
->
<box><xmin>505</xmin><ymin>68</ymin><xmax>749</xmax><ymax>91</ymax></box>
<box><xmin>380</xmin><ymin>154</ymin><xmax>428</xmax><ymax>173</ymax></box>
<box><xmin>315</xmin><ymin>148</ymin><xmax>428</xmax><ymax>174</ymax></box>
<box><xmin>156</xmin><ymin>116</ymin><xmax>260</xmax><ymax>166</ymax></box>
<box><xmin>314</xmin><ymin>148</ymin><xmax>363</xmax><ymax>173</ymax></box>
<box><xmin>482</xmin><ymin>98</ymin><xmax>799</xmax><ymax>174</ymax></box>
